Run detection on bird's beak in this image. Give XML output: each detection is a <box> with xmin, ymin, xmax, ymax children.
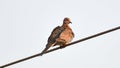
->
<box><xmin>70</xmin><ymin>22</ymin><xmax>72</xmax><ymax>24</ymax></box>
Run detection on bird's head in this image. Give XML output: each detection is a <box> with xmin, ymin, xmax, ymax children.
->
<box><xmin>63</xmin><ymin>17</ymin><xmax>72</xmax><ymax>24</ymax></box>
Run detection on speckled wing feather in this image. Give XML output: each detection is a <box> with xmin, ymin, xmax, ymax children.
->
<box><xmin>48</xmin><ymin>26</ymin><xmax>65</xmax><ymax>44</ymax></box>
<box><xmin>40</xmin><ymin>26</ymin><xmax>65</xmax><ymax>55</ymax></box>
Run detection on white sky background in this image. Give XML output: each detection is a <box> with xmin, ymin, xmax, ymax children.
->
<box><xmin>0</xmin><ymin>0</ymin><xmax>120</xmax><ymax>68</ymax></box>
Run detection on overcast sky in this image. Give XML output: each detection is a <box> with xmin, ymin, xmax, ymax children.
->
<box><xmin>0</xmin><ymin>0</ymin><xmax>120</xmax><ymax>68</ymax></box>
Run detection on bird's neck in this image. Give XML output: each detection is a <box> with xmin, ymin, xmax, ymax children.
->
<box><xmin>62</xmin><ymin>23</ymin><xmax>70</xmax><ymax>28</ymax></box>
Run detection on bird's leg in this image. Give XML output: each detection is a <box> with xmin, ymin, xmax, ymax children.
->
<box><xmin>59</xmin><ymin>40</ymin><xmax>67</xmax><ymax>49</ymax></box>
<box><xmin>56</xmin><ymin>38</ymin><xmax>67</xmax><ymax>49</ymax></box>
<box><xmin>59</xmin><ymin>44</ymin><xmax>66</xmax><ymax>49</ymax></box>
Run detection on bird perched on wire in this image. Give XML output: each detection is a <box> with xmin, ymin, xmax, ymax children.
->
<box><xmin>41</xmin><ymin>17</ymin><xmax>74</xmax><ymax>56</ymax></box>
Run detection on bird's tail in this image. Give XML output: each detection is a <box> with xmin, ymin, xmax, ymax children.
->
<box><xmin>40</xmin><ymin>43</ymin><xmax>52</xmax><ymax>56</ymax></box>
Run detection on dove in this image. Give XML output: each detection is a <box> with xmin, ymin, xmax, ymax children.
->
<box><xmin>41</xmin><ymin>17</ymin><xmax>74</xmax><ymax>55</ymax></box>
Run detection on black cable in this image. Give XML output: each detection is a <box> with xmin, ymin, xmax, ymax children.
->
<box><xmin>0</xmin><ymin>26</ymin><xmax>120</xmax><ymax>68</ymax></box>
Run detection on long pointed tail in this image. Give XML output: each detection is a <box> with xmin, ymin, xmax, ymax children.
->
<box><xmin>40</xmin><ymin>43</ymin><xmax>52</xmax><ymax>56</ymax></box>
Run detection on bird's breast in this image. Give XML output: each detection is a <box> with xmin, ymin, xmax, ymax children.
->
<box><xmin>59</xmin><ymin>28</ymin><xmax>74</xmax><ymax>43</ymax></box>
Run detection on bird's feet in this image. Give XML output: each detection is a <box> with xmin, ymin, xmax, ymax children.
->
<box><xmin>59</xmin><ymin>45</ymin><xmax>66</xmax><ymax>49</ymax></box>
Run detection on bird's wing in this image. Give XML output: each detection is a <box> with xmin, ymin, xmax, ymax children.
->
<box><xmin>48</xmin><ymin>26</ymin><xmax>65</xmax><ymax>43</ymax></box>
<box><xmin>40</xmin><ymin>26</ymin><xmax>65</xmax><ymax>56</ymax></box>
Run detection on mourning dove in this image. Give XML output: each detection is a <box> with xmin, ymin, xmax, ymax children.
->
<box><xmin>41</xmin><ymin>17</ymin><xmax>74</xmax><ymax>55</ymax></box>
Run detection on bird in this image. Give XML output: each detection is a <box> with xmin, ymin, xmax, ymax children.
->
<box><xmin>41</xmin><ymin>17</ymin><xmax>74</xmax><ymax>56</ymax></box>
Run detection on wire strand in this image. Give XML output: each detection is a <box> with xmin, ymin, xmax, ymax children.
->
<box><xmin>0</xmin><ymin>26</ymin><xmax>120</xmax><ymax>68</ymax></box>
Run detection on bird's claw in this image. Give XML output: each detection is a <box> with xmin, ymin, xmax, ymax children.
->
<box><xmin>60</xmin><ymin>46</ymin><xmax>66</xmax><ymax>49</ymax></box>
